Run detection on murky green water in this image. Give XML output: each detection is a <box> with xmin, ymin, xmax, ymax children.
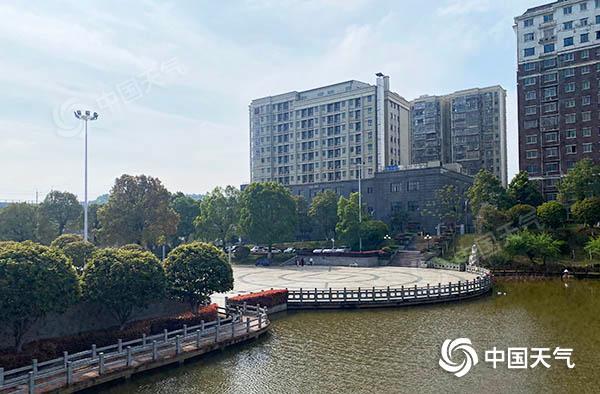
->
<box><xmin>100</xmin><ymin>280</ymin><xmax>600</xmax><ymax>394</ymax></box>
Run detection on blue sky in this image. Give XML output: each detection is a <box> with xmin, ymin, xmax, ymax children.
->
<box><xmin>0</xmin><ymin>0</ymin><xmax>541</xmax><ymax>201</ymax></box>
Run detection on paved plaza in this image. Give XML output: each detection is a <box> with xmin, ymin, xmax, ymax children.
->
<box><xmin>214</xmin><ymin>265</ymin><xmax>479</xmax><ymax>304</ymax></box>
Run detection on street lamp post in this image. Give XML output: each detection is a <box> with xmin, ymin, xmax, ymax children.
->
<box><xmin>358</xmin><ymin>162</ymin><xmax>363</xmax><ymax>252</ymax></box>
<box><xmin>74</xmin><ymin>110</ymin><xmax>98</xmax><ymax>242</ymax></box>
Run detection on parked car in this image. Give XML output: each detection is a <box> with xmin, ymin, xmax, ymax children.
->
<box><xmin>284</xmin><ymin>247</ymin><xmax>295</xmax><ymax>253</ymax></box>
<box><xmin>271</xmin><ymin>248</ymin><xmax>282</xmax><ymax>254</ymax></box>
<box><xmin>334</xmin><ymin>247</ymin><xmax>350</xmax><ymax>253</ymax></box>
<box><xmin>250</xmin><ymin>246</ymin><xmax>267</xmax><ymax>254</ymax></box>
<box><xmin>312</xmin><ymin>249</ymin><xmax>323</xmax><ymax>254</ymax></box>
<box><xmin>322</xmin><ymin>248</ymin><xmax>335</xmax><ymax>253</ymax></box>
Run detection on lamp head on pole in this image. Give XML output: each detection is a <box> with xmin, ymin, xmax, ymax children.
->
<box><xmin>74</xmin><ymin>109</ymin><xmax>99</xmax><ymax>121</ymax></box>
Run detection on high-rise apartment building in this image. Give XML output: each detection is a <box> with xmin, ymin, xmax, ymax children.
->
<box><xmin>515</xmin><ymin>0</ymin><xmax>600</xmax><ymax>199</ymax></box>
<box><xmin>249</xmin><ymin>75</ymin><xmax>410</xmax><ymax>185</ymax></box>
<box><xmin>410</xmin><ymin>86</ymin><xmax>508</xmax><ymax>186</ymax></box>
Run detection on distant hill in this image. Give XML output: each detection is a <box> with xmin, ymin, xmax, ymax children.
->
<box><xmin>90</xmin><ymin>194</ymin><xmax>109</xmax><ymax>205</ymax></box>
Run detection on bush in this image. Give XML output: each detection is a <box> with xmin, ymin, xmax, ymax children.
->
<box><xmin>228</xmin><ymin>289</ymin><xmax>288</xmax><ymax>308</ymax></box>
<box><xmin>50</xmin><ymin>233</ymin><xmax>84</xmax><ymax>249</ymax></box>
<box><xmin>233</xmin><ymin>245</ymin><xmax>250</xmax><ymax>259</ymax></box>
<box><xmin>120</xmin><ymin>244</ymin><xmax>146</xmax><ymax>251</ymax></box>
<box><xmin>0</xmin><ymin>304</ymin><xmax>218</xmax><ymax>370</ymax></box>
<box><xmin>536</xmin><ymin>201</ymin><xmax>567</xmax><ymax>228</ymax></box>
<box><xmin>571</xmin><ymin>197</ymin><xmax>600</xmax><ymax>226</ymax></box>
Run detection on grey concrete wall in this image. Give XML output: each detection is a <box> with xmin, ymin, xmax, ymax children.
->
<box><xmin>308</xmin><ymin>255</ymin><xmax>379</xmax><ymax>267</ymax></box>
<box><xmin>0</xmin><ymin>300</ymin><xmax>190</xmax><ymax>348</ymax></box>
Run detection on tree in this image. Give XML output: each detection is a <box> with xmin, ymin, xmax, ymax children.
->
<box><xmin>195</xmin><ymin>186</ymin><xmax>240</xmax><ymax>246</ymax></box>
<box><xmin>0</xmin><ymin>241</ymin><xmax>80</xmax><ymax>351</ymax></box>
<box><xmin>508</xmin><ymin>171</ymin><xmax>543</xmax><ymax>207</ymax></box>
<box><xmin>308</xmin><ymin>190</ymin><xmax>338</xmax><ymax>240</ymax></box>
<box><xmin>39</xmin><ymin>191</ymin><xmax>82</xmax><ymax>236</ymax></box>
<box><xmin>558</xmin><ymin>159</ymin><xmax>600</xmax><ymax>202</ymax></box>
<box><xmin>467</xmin><ymin>169</ymin><xmax>512</xmax><ymax>214</ymax></box>
<box><xmin>98</xmin><ymin>175</ymin><xmax>179</xmax><ymax>247</ymax></box>
<box><xmin>504</xmin><ymin>230</ymin><xmax>562</xmax><ymax>265</ymax></box>
<box><xmin>164</xmin><ymin>242</ymin><xmax>233</xmax><ymax>313</ymax></box>
<box><xmin>50</xmin><ymin>234</ymin><xmax>95</xmax><ymax>268</ymax></box>
<box><xmin>507</xmin><ymin>204</ymin><xmax>536</xmax><ymax>227</ymax></box>
<box><xmin>82</xmin><ymin>248</ymin><xmax>166</xmax><ymax>329</ymax></box>
<box><xmin>336</xmin><ymin>193</ymin><xmax>368</xmax><ymax>250</ymax></box>
<box><xmin>360</xmin><ymin>220</ymin><xmax>389</xmax><ymax>250</ymax></box>
<box><xmin>390</xmin><ymin>210</ymin><xmax>409</xmax><ymax>234</ymax></box>
<box><xmin>0</xmin><ymin>203</ymin><xmax>38</xmax><ymax>242</ymax></box>
<box><xmin>293</xmin><ymin>195</ymin><xmax>313</xmax><ymax>241</ymax></box>
<box><xmin>433</xmin><ymin>185</ymin><xmax>463</xmax><ymax>228</ymax></box>
<box><xmin>536</xmin><ymin>201</ymin><xmax>567</xmax><ymax>228</ymax></box>
<box><xmin>571</xmin><ymin>197</ymin><xmax>600</xmax><ymax>227</ymax></box>
<box><xmin>475</xmin><ymin>204</ymin><xmax>510</xmax><ymax>235</ymax></box>
<box><xmin>239</xmin><ymin>182</ymin><xmax>296</xmax><ymax>256</ymax></box>
<box><xmin>584</xmin><ymin>237</ymin><xmax>600</xmax><ymax>260</ymax></box>
<box><xmin>170</xmin><ymin>193</ymin><xmax>200</xmax><ymax>243</ymax></box>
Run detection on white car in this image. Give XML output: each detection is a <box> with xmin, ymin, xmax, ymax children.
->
<box><xmin>271</xmin><ymin>248</ymin><xmax>282</xmax><ymax>254</ymax></box>
<box><xmin>322</xmin><ymin>249</ymin><xmax>335</xmax><ymax>253</ymax></box>
<box><xmin>312</xmin><ymin>249</ymin><xmax>323</xmax><ymax>254</ymax></box>
<box><xmin>251</xmin><ymin>246</ymin><xmax>266</xmax><ymax>254</ymax></box>
<box><xmin>334</xmin><ymin>247</ymin><xmax>350</xmax><ymax>253</ymax></box>
<box><xmin>284</xmin><ymin>247</ymin><xmax>295</xmax><ymax>253</ymax></box>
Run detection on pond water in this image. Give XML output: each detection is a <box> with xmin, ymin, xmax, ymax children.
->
<box><xmin>100</xmin><ymin>279</ymin><xmax>600</xmax><ymax>394</ymax></box>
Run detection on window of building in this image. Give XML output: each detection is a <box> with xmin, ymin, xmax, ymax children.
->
<box><xmin>545</xmin><ymin>132</ymin><xmax>558</xmax><ymax>142</ymax></box>
<box><xmin>564</xmin><ymin>5</ymin><xmax>573</xmax><ymax>14</ymax></box>
<box><xmin>543</xmin><ymin>102</ymin><xmax>557</xmax><ymax>113</ymax></box>
<box><xmin>566</xmin><ymin>145</ymin><xmax>577</xmax><ymax>154</ymax></box>
<box><xmin>543</xmin><ymin>58</ymin><xmax>557</xmax><ymax>68</ymax></box>
<box><xmin>583</xmin><ymin>80</ymin><xmax>591</xmax><ymax>90</ymax></box>
<box><xmin>524</xmin><ymin>77</ymin><xmax>536</xmax><ymax>86</ymax></box>
<box><xmin>563</xmin><ymin>68</ymin><xmax>575</xmax><ymax>77</ymax></box>
<box><xmin>581</xmin><ymin>33</ymin><xmax>590</xmax><ymax>43</ymax></box>
<box><xmin>583</xmin><ymin>127</ymin><xmax>592</xmax><ymax>136</ymax></box>
<box><xmin>543</xmin><ymin>14</ymin><xmax>553</xmax><ymax>23</ymax></box>
<box><xmin>525</xmin><ymin>105</ymin><xmax>537</xmax><ymax>115</ymax></box>
<box><xmin>407</xmin><ymin>180</ymin><xmax>420</xmax><ymax>191</ymax></box>
<box><xmin>597</xmin><ymin>31</ymin><xmax>600</xmax><ymax>40</ymax></box>
<box><xmin>580</xmin><ymin>18</ymin><xmax>588</xmax><ymax>26</ymax></box>
<box><xmin>565</xmin><ymin>82</ymin><xmax>576</xmax><ymax>93</ymax></box>
<box><xmin>526</xmin><ymin>134</ymin><xmax>538</xmax><ymax>144</ymax></box>
<box><xmin>524</xmin><ymin>47</ymin><xmax>535</xmax><ymax>57</ymax></box>
<box><xmin>544</xmin><ymin>43</ymin><xmax>555</xmax><ymax>53</ymax></box>
<box><xmin>407</xmin><ymin>201</ymin><xmax>419</xmax><ymax>212</ymax></box>
<box><xmin>390</xmin><ymin>183</ymin><xmax>402</xmax><ymax>192</ymax></box>
<box><xmin>546</xmin><ymin>147</ymin><xmax>559</xmax><ymax>157</ymax></box>
<box><xmin>544</xmin><ymin>86</ymin><xmax>557</xmax><ymax>99</ymax></box>
<box><xmin>526</xmin><ymin>91</ymin><xmax>537</xmax><ymax>100</ymax></box>
<box><xmin>524</xmin><ymin>63</ymin><xmax>536</xmax><ymax>71</ymax></box>
<box><xmin>583</xmin><ymin>95</ymin><xmax>591</xmax><ymax>105</ymax></box>
<box><xmin>545</xmin><ymin>163</ymin><xmax>559</xmax><ymax>173</ymax></box>
<box><xmin>526</xmin><ymin>150</ymin><xmax>539</xmax><ymax>159</ymax></box>
<box><xmin>582</xmin><ymin>49</ymin><xmax>590</xmax><ymax>59</ymax></box>
<box><xmin>581</xmin><ymin>65</ymin><xmax>591</xmax><ymax>74</ymax></box>
<box><xmin>567</xmin><ymin>129</ymin><xmax>577</xmax><ymax>138</ymax></box>
<box><xmin>581</xmin><ymin>2</ymin><xmax>588</xmax><ymax>11</ymax></box>
<box><xmin>525</xmin><ymin>120</ymin><xmax>539</xmax><ymax>129</ymax></box>
<box><xmin>542</xmin><ymin>73</ymin><xmax>557</xmax><ymax>83</ymax></box>
<box><xmin>524</xmin><ymin>32</ymin><xmax>535</xmax><ymax>42</ymax></box>
<box><xmin>564</xmin><ymin>36</ymin><xmax>574</xmax><ymax>46</ymax></box>
<box><xmin>566</xmin><ymin>113</ymin><xmax>577</xmax><ymax>123</ymax></box>
<box><xmin>524</xmin><ymin>18</ymin><xmax>534</xmax><ymax>27</ymax></box>
<box><xmin>565</xmin><ymin>98</ymin><xmax>576</xmax><ymax>108</ymax></box>
<box><xmin>561</xmin><ymin>53</ymin><xmax>575</xmax><ymax>62</ymax></box>
<box><xmin>583</xmin><ymin>111</ymin><xmax>592</xmax><ymax>121</ymax></box>
<box><xmin>564</xmin><ymin>21</ymin><xmax>573</xmax><ymax>30</ymax></box>
<box><xmin>583</xmin><ymin>143</ymin><xmax>593</xmax><ymax>153</ymax></box>
<box><xmin>597</xmin><ymin>0</ymin><xmax>600</xmax><ymax>8</ymax></box>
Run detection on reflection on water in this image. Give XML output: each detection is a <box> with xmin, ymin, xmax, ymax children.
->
<box><xmin>99</xmin><ymin>280</ymin><xmax>600</xmax><ymax>394</ymax></box>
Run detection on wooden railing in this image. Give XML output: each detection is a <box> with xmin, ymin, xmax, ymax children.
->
<box><xmin>287</xmin><ymin>276</ymin><xmax>492</xmax><ymax>308</ymax></box>
<box><xmin>0</xmin><ymin>306</ymin><xmax>269</xmax><ymax>394</ymax></box>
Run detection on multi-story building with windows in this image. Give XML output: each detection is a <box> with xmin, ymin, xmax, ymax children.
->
<box><xmin>410</xmin><ymin>86</ymin><xmax>508</xmax><ymax>186</ymax></box>
<box><xmin>515</xmin><ymin>0</ymin><xmax>600</xmax><ymax>199</ymax></box>
<box><xmin>249</xmin><ymin>74</ymin><xmax>411</xmax><ymax>185</ymax></box>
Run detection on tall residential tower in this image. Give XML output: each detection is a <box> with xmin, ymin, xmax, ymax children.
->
<box><xmin>515</xmin><ymin>0</ymin><xmax>600</xmax><ymax>199</ymax></box>
<box><xmin>249</xmin><ymin>75</ymin><xmax>411</xmax><ymax>185</ymax></box>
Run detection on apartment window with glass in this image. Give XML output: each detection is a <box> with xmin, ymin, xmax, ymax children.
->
<box><xmin>583</xmin><ymin>80</ymin><xmax>591</xmax><ymax>90</ymax></box>
<box><xmin>524</xmin><ymin>32</ymin><xmax>535</xmax><ymax>42</ymax></box>
<box><xmin>565</xmin><ymin>99</ymin><xmax>576</xmax><ymax>108</ymax></box>
<box><xmin>581</xmin><ymin>33</ymin><xmax>589</xmax><ymax>43</ymax></box>
<box><xmin>526</xmin><ymin>135</ymin><xmax>538</xmax><ymax>144</ymax></box>
<box><xmin>545</xmin><ymin>132</ymin><xmax>558</xmax><ymax>142</ymax></box>
<box><xmin>564</xmin><ymin>21</ymin><xmax>573</xmax><ymax>30</ymax></box>
<box><xmin>597</xmin><ymin>31</ymin><xmax>600</xmax><ymax>40</ymax></box>
<box><xmin>542</xmin><ymin>73</ymin><xmax>557</xmax><ymax>83</ymax></box>
<box><xmin>583</xmin><ymin>143</ymin><xmax>593</xmax><ymax>153</ymax></box>
<box><xmin>526</xmin><ymin>150</ymin><xmax>539</xmax><ymax>159</ymax></box>
<box><xmin>582</xmin><ymin>49</ymin><xmax>590</xmax><ymax>59</ymax></box>
<box><xmin>524</xmin><ymin>77</ymin><xmax>536</xmax><ymax>86</ymax></box>
<box><xmin>544</xmin><ymin>43</ymin><xmax>555</xmax><ymax>53</ymax></box>
<box><xmin>524</xmin><ymin>47</ymin><xmax>535</xmax><ymax>57</ymax></box>
<box><xmin>525</xmin><ymin>106</ymin><xmax>537</xmax><ymax>115</ymax></box>
<box><xmin>544</xmin><ymin>87</ymin><xmax>557</xmax><ymax>99</ymax></box>
<box><xmin>543</xmin><ymin>102</ymin><xmax>557</xmax><ymax>113</ymax></box>
<box><xmin>525</xmin><ymin>120</ymin><xmax>538</xmax><ymax>129</ymax></box>
<box><xmin>583</xmin><ymin>127</ymin><xmax>592</xmax><ymax>137</ymax></box>
<box><xmin>524</xmin><ymin>63</ymin><xmax>536</xmax><ymax>71</ymax></box>
<box><xmin>566</xmin><ymin>145</ymin><xmax>577</xmax><ymax>154</ymax></box>
<box><xmin>543</xmin><ymin>14</ymin><xmax>553</xmax><ymax>23</ymax></box>
<box><xmin>597</xmin><ymin>14</ymin><xmax>600</xmax><ymax>23</ymax></box>
<box><xmin>564</xmin><ymin>6</ymin><xmax>572</xmax><ymax>14</ymax></box>
<box><xmin>564</xmin><ymin>36</ymin><xmax>574</xmax><ymax>46</ymax></box>
<box><xmin>563</xmin><ymin>68</ymin><xmax>575</xmax><ymax>78</ymax></box>
<box><xmin>566</xmin><ymin>113</ymin><xmax>577</xmax><ymax>124</ymax></box>
<box><xmin>583</xmin><ymin>95</ymin><xmax>591</xmax><ymax>106</ymax></box>
<box><xmin>524</xmin><ymin>18</ymin><xmax>534</xmax><ymax>27</ymax></box>
<box><xmin>546</xmin><ymin>147</ymin><xmax>559</xmax><ymax>157</ymax></box>
<box><xmin>580</xmin><ymin>18</ymin><xmax>588</xmax><ymax>26</ymax></box>
<box><xmin>583</xmin><ymin>111</ymin><xmax>592</xmax><ymax>121</ymax></box>
<box><xmin>562</xmin><ymin>53</ymin><xmax>574</xmax><ymax>62</ymax></box>
<box><xmin>581</xmin><ymin>65</ymin><xmax>591</xmax><ymax>74</ymax></box>
<box><xmin>565</xmin><ymin>82</ymin><xmax>576</xmax><ymax>93</ymax></box>
<box><xmin>597</xmin><ymin>0</ymin><xmax>600</xmax><ymax>8</ymax></box>
<box><xmin>581</xmin><ymin>2</ymin><xmax>588</xmax><ymax>10</ymax></box>
<box><xmin>545</xmin><ymin>163</ymin><xmax>559</xmax><ymax>173</ymax></box>
<box><xmin>567</xmin><ymin>129</ymin><xmax>577</xmax><ymax>138</ymax></box>
<box><xmin>543</xmin><ymin>58</ymin><xmax>557</xmax><ymax>69</ymax></box>
<box><xmin>526</xmin><ymin>91</ymin><xmax>537</xmax><ymax>100</ymax></box>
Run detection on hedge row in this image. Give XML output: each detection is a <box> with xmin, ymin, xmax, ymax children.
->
<box><xmin>0</xmin><ymin>304</ymin><xmax>218</xmax><ymax>370</ymax></box>
<box><xmin>228</xmin><ymin>289</ymin><xmax>288</xmax><ymax>308</ymax></box>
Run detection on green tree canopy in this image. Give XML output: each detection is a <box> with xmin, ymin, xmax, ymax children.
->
<box><xmin>50</xmin><ymin>233</ymin><xmax>84</xmax><ymax>249</ymax></box>
<box><xmin>164</xmin><ymin>242</ymin><xmax>233</xmax><ymax>313</ymax></box>
<box><xmin>0</xmin><ymin>203</ymin><xmax>38</xmax><ymax>242</ymax></box>
<box><xmin>360</xmin><ymin>220</ymin><xmax>389</xmax><ymax>251</ymax></box>
<box><xmin>475</xmin><ymin>203</ymin><xmax>510</xmax><ymax>235</ymax></box>
<box><xmin>558</xmin><ymin>159</ymin><xmax>600</xmax><ymax>203</ymax></box>
<box><xmin>170</xmin><ymin>192</ymin><xmax>201</xmax><ymax>243</ymax></box>
<box><xmin>433</xmin><ymin>184</ymin><xmax>463</xmax><ymax>227</ymax></box>
<box><xmin>82</xmin><ymin>248</ymin><xmax>166</xmax><ymax>328</ymax></box>
<box><xmin>39</xmin><ymin>191</ymin><xmax>82</xmax><ymax>236</ymax></box>
<box><xmin>571</xmin><ymin>197</ymin><xmax>600</xmax><ymax>227</ymax></box>
<box><xmin>336</xmin><ymin>192</ymin><xmax>369</xmax><ymax>250</ymax></box>
<box><xmin>507</xmin><ymin>204</ymin><xmax>536</xmax><ymax>227</ymax></box>
<box><xmin>308</xmin><ymin>190</ymin><xmax>338</xmax><ymax>240</ymax></box>
<box><xmin>467</xmin><ymin>169</ymin><xmax>512</xmax><ymax>214</ymax></box>
<box><xmin>239</xmin><ymin>182</ymin><xmax>296</xmax><ymax>254</ymax></box>
<box><xmin>0</xmin><ymin>241</ymin><xmax>80</xmax><ymax>351</ymax></box>
<box><xmin>294</xmin><ymin>195</ymin><xmax>313</xmax><ymax>241</ymax></box>
<box><xmin>194</xmin><ymin>186</ymin><xmax>240</xmax><ymax>246</ymax></box>
<box><xmin>98</xmin><ymin>175</ymin><xmax>179</xmax><ymax>248</ymax></box>
<box><xmin>508</xmin><ymin>171</ymin><xmax>544</xmax><ymax>207</ymax></box>
<box><xmin>584</xmin><ymin>237</ymin><xmax>600</xmax><ymax>260</ymax></box>
<box><xmin>504</xmin><ymin>230</ymin><xmax>562</xmax><ymax>265</ymax></box>
<box><xmin>536</xmin><ymin>201</ymin><xmax>567</xmax><ymax>229</ymax></box>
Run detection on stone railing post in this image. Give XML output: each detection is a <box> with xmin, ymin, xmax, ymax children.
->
<box><xmin>98</xmin><ymin>353</ymin><xmax>105</xmax><ymax>375</ymax></box>
<box><xmin>438</xmin><ymin>283</ymin><xmax>441</xmax><ymax>298</ymax></box>
<box><xmin>31</xmin><ymin>359</ymin><xmax>37</xmax><ymax>377</ymax></box>
<box><xmin>299</xmin><ymin>288</ymin><xmax>303</xmax><ymax>302</ymax></box>
<box><xmin>426</xmin><ymin>283</ymin><xmax>430</xmax><ymax>299</ymax></box>
<box><xmin>387</xmin><ymin>286</ymin><xmax>390</xmax><ymax>301</ymax></box>
<box><xmin>201</xmin><ymin>320</ymin><xmax>205</xmax><ymax>335</ymax></box>
<box><xmin>183</xmin><ymin>324</ymin><xmax>188</xmax><ymax>337</ymax></box>
<box><xmin>92</xmin><ymin>344</ymin><xmax>97</xmax><ymax>359</ymax></box>
<box><xmin>63</xmin><ymin>351</ymin><xmax>69</xmax><ymax>368</ymax></box>
<box><xmin>28</xmin><ymin>371</ymin><xmax>34</xmax><ymax>394</ymax></box>
<box><xmin>314</xmin><ymin>287</ymin><xmax>318</xmax><ymax>303</ymax></box>
<box><xmin>246</xmin><ymin>319</ymin><xmax>250</xmax><ymax>334</ymax></box>
<box><xmin>163</xmin><ymin>329</ymin><xmax>168</xmax><ymax>342</ymax></box>
<box><xmin>175</xmin><ymin>336</ymin><xmax>181</xmax><ymax>355</ymax></box>
<box><xmin>118</xmin><ymin>339</ymin><xmax>123</xmax><ymax>353</ymax></box>
<box><xmin>196</xmin><ymin>329</ymin><xmax>202</xmax><ymax>348</ymax></box>
<box><xmin>343</xmin><ymin>287</ymin><xmax>347</xmax><ymax>302</ymax></box>
<box><xmin>0</xmin><ymin>367</ymin><xmax>4</xmax><ymax>387</ymax></box>
<box><xmin>458</xmin><ymin>281</ymin><xmax>461</xmax><ymax>297</ymax></box>
<box><xmin>329</xmin><ymin>287</ymin><xmax>332</xmax><ymax>302</ymax></box>
<box><xmin>126</xmin><ymin>346</ymin><xmax>132</xmax><ymax>367</ymax></box>
<box><xmin>66</xmin><ymin>361</ymin><xmax>73</xmax><ymax>385</ymax></box>
<box><xmin>258</xmin><ymin>314</ymin><xmax>262</xmax><ymax>329</ymax></box>
<box><xmin>358</xmin><ymin>287</ymin><xmax>361</xmax><ymax>302</ymax></box>
<box><xmin>414</xmin><ymin>284</ymin><xmax>417</xmax><ymax>299</ymax></box>
<box><xmin>215</xmin><ymin>323</ymin><xmax>220</xmax><ymax>342</ymax></box>
<box><xmin>143</xmin><ymin>333</ymin><xmax>147</xmax><ymax>346</ymax></box>
<box><xmin>449</xmin><ymin>282</ymin><xmax>452</xmax><ymax>296</ymax></box>
<box><xmin>372</xmin><ymin>286</ymin><xmax>376</xmax><ymax>301</ymax></box>
<box><xmin>152</xmin><ymin>341</ymin><xmax>158</xmax><ymax>361</ymax></box>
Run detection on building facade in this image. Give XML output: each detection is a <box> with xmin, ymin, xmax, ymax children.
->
<box><xmin>410</xmin><ymin>86</ymin><xmax>508</xmax><ymax>186</ymax></box>
<box><xmin>288</xmin><ymin>162</ymin><xmax>473</xmax><ymax>234</ymax></box>
<box><xmin>249</xmin><ymin>75</ymin><xmax>411</xmax><ymax>186</ymax></box>
<box><xmin>515</xmin><ymin>0</ymin><xmax>600</xmax><ymax>199</ymax></box>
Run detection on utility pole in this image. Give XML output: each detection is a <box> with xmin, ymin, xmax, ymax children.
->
<box><xmin>358</xmin><ymin>162</ymin><xmax>363</xmax><ymax>252</ymax></box>
<box><xmin>74</xmin><ymin>110</ymin><xmax>99</xmax><ymax>242</ymax></box>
